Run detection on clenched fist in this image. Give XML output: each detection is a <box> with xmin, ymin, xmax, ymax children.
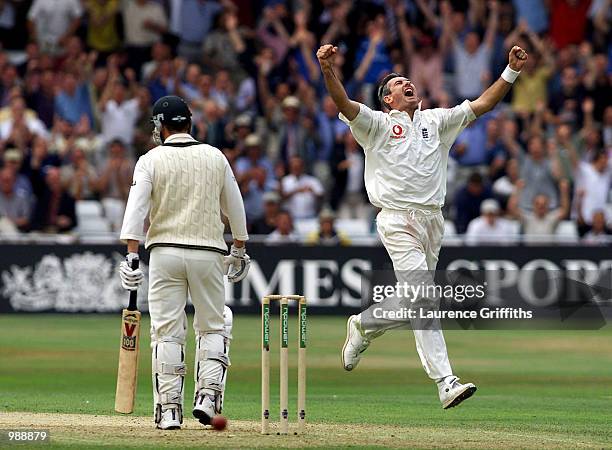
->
<box><xmin>317</xmin><ymin>44</ymin><xmax>338</xmax><ymax>69</ymax></box>
<box><xmin>508</xmin><ymin>45</ymin><xmax>528</xmax><ymax>71</ymax></box>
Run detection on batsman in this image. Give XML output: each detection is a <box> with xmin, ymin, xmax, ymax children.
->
<box><xmin>318</xmin><ymin>44</ymin><xmax>528</xmax><ymax>408</ymax></box>
<box><xmin>118</xmin><ymin>96</ymin><xmax>250</xmax><ymax>429</ymax></box>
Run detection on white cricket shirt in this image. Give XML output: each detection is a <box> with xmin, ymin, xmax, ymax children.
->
<box><xmin>339</xmin><ymin>101</ymin><xmax>476</xmax><ymax>210</ymax></box>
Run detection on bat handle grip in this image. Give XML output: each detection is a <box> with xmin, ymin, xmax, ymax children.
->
<box><xmin>127</xmin><ymin>258</ymin><xmax>139</xmax><ymax>311</ymax></box>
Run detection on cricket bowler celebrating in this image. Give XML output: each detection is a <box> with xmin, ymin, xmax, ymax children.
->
<box><xmin>118</xmin><ymin>95</ymin><xmax>250</xmax><ymax>429</ymax></box>
<box><xmin>317</xmin><ymin>43</ymin><xmax>527</xmax><ymax>408</ymax></box>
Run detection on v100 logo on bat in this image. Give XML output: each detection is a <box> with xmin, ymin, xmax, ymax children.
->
<box><xmin>121</xmin><ymin>313</ymin><xmax>139</xmax><ymax>351</ymax></box>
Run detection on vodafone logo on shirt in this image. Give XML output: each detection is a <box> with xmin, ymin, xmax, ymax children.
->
<box><xmin>390</xmin><ymin>124</ymin><xmax>405</xmax><ymax>139</ymax></box>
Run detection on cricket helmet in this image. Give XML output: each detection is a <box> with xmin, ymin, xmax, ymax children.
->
<box><xmin>151</xmin><ymin>95</ymin><xmax>192</xmax><ymax>144</ymax></box>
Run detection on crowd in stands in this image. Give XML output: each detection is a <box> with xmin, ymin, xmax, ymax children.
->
<box><xmin>0</xmin><ymin>0</ymin><xmax>610</xmax><ymax>245</ymax></box>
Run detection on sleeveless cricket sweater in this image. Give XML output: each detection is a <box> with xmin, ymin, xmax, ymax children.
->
<box><xmin>145</xmin><ymin>141</ymin><xmax>227</xmax><ymax>254</ymax></box>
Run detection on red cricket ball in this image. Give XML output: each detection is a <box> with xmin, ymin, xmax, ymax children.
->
<box><xmin>211</xmin><ymin>415</ymin><xmax>227</xmax><ymax>431</ymax></box>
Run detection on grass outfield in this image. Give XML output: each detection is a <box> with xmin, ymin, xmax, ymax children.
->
<box><xmin>0</xmin><ymin>314</ymin><xmax>611</xmax><ymax>449</ymax></box>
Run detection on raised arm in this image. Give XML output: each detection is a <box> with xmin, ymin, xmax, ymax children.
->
<box><xmin>439</xmin><ymin>1</ymin><xmax>455</xmax><ymax>56</ymax></box>
<box><xmin>483</xmin><ymin>0</ymin><xmax>499</xmax><ymax>49</ymax></box>
<box><xmin>556</xmin><ymin>179</ymin><xmax>571</xmax><ymax>221</ymax></box>
<box><xmin>317</xmin><ymin>44</ymin><xmax>359</xmax><ymax>121</ymax></box>
<box><xmin>415</xmin><ymin>0</ymin><xmax>441</xmax><ymax>29</ymax></box>
<box><xmin>354</xmin><ymin>30</ymin><xmax>384</xmax><ymax>82</ymax></box>
<box><xmin>226</xmin><ymin>13</ymin><xmax>246</xmax><ymax>54</ymax></box>
<box><xmin>321</xmin><ymin>1</ymin><xmax>350</xmax><ymax>44</ymax></box>
<box><xmin>396</xmin><ymin>3</ymin><xmax>414</xmax><ymax>72</ymax></box>
<box><xmin>255</xmin><ymin>54</ymin><xmax>274</xmax><ymax>120</ymax></box>
<box><xmin>527</xmin><ymin>32</ymin><xmax>554</xmax><ymax>71</ymax></box>
<box><xmin>507</xmin><ymin>179</ymin><xmax>525</xmax><ymax>220</ymax></box>
<box><xmin>470</xmin><ymin>45</ymin><xmax>528</xmax><ymax>117</ymax></box>
<box><xmin>503</xmin><ymin>19</ymin><xmax>527</xmax><ymax>51</ymax></box>
<box><xmin>592</xmin><ymin>0</ymin><xmax>611</xmax><ymax>35</ymax></box>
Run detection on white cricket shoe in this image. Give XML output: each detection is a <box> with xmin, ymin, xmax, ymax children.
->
<box><xmin>438</xmin><ymin>376</ymin><xmax>477</xmax><ymax>409</ymax></box>
<box><xmin>192</xmin><ymin>393</ymin><xmax>216</xmax><ymax>425</ymax></box>
<box><xmin>156</xmin><ymin>407</ymin><xmax>182</xmax><ymax>430</ymax></box>
<box><xmin>342</xmin><ymin>315</ymin><xmax>371</xmax><ymax>371</ymax></box>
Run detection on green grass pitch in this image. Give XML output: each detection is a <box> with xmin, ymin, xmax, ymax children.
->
<box><xmin>1</xmin><ymin>314</ymin><xmax>611</xmax><ymax>448</ymax></box>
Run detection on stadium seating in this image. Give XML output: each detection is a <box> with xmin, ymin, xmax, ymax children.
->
<box><xmin>75</xmin><ymin>200</ymin><xmax>114</xmax><ymax>236</ymax></box>
<box><xmin>555</xmin><ymin>221</ymin><xmax>580</xmax><ymax>244</ymax></box>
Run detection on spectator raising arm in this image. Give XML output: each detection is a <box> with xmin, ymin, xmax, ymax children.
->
<box><xmin>503</xmin><ymin>19</ymin><xmax>528</xmax><ymax>51</ymax></box>
<box><xmin>554</xmin><ymin>125</ymin><xmax>580</xmax><ymax>172</ymax></box>
<box><xmin>97</xmin><ymin>72</ymin><xmax>118</xmax><ymax>112</ymax></box>
<box><xmin>470</xmin><ymin>46</ymin><xmax>529</xmax><ymax>117</ymax></box>
<box><xmin>415</xmin><ymin>0</ymin><xmax>441</xmax><ymax>30</ymax></box>
<box><xmin>354</xmin><ymin>29</ymin><xmax>384</xmax><ymax>83</ymax></box>
<box><xmin>396</xmin><ymin>4</ymin><xmax>413</xmax><ymax>72</ymax></box>
<box><xmin>556</xmin><ymin>179</ymin><xmax>571</xmax><ymax>221</ymax></box>
<box><xmin>482</xmin><ymin>0</ymin><xmax>499</xmax><ymax>50</ymax></box>
<box><xmin>468</xmin><ymin>0</ymin><xmax>487</xmax><ymax>29</ymax></box>
<box><xmin>525</xmin><ymin>28</ymin><xmax>554</xmax><ymax>70</ymax></box>
<box><xmin>439</xmin><ymin>1</ymin><xmax>455</xmax><ymax>56</ymax></box>
<box><xmin>317</xmin><ymin>45</ymin><xmax>359</xmax><ymax>121</ymax></box>
<box><xmin>290</xmin><ymin>10</ymin><xmax>320</xmax><ymax>83</ymax></box>
<box><xmin>506</xmin><ymin>179</ymin><xmax>525</xmax><ymax>220</ymax></box>
<box><xmin>226</xmin><ymin>12</ymin><xmax>246</xmax><ymax>54</ymax></box>
<box><xmin>581</xmin><ymin>97</ymin><xmax>596</xmax><ymax>130</ymax></box>
<box><xmin>257</xmin><ymin>6</ymin><xmax>291</xmax><ymax>65</ymax></box>
<box><xmin>320</xmin><ymin>1</ymin><xmax>350</xmax><ymax>45</ymax></box>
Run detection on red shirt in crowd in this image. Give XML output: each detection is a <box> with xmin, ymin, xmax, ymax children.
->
<box><xmin>549</xmin><ymin>0</ymin><xmax>591</xmax><ymax>49</ymax></box>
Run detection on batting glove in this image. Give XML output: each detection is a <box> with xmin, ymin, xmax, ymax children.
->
<box><xmin>119</xmin><ymin>253</ymin><xmax>144</xmax><ymax>291</ymax></box>
<box><xmin>224</xmin><ymin>245</ymin><xmax>251</xmax><ymax>283</ymax></box>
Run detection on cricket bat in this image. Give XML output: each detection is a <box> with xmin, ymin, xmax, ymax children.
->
<box><xmin>114</xmin><ymin>258</ymin><xmax>141</xmax><ymax>414</ymax></box>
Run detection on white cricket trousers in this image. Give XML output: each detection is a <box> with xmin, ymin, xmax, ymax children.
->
<box><xmin>148</xmin><ymin>246</ymin><xmax>225</xmax><ymax>343</ymax></box>
<box><xmin>363</xmin><ymin>207</ymin><xmax>453</xmax><ymax>381</ymax></box>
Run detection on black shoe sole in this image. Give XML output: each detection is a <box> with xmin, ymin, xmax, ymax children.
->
<box><xmin>192</xmin><ymin>408</ymin><xmax>212</xmax><ymax>426</ymax></box>
<box><xmin>444</xmin><ymin>386</ymin><xmax>477</xmax><ymax>409</ymax></box>
<box><xmin>157</xmin><ymin>425</ymin><xmax>181</xmax><ymax>430</ymax></box>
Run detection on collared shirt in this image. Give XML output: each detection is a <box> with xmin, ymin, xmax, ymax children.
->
<box><xmin>101</xmin><ymin>98</ymin><xmax>140</xmax><ymax>145</ymax></box>
<box><xmin>576</xmin><ymin>161</ymin><xmax>612</xmax><ymax>224</ymax></box>
<box><xmin>453</xmin><ymin>120</ymin><xmax>488</xmax><ymax>166</ymax></box>
<box><xmin>178</xmin><ymin>0</ymin><xmax>221</xmax><ymax>44</ymax></box>
<box><xmin>281</xmin><ymin>174</ymin><xmax>324</xmax><ymax>220</ymax></box>
<box><xmin>54</xmin><ymin>84</ymin><xmax>92</xmax><ymax>125</ymax></box>
<box><xmin>512</xmin><ymin>0</ymin><xmax>548</xmax><ymax>34</ymax></box>
<box><xmin>234</xmin><ymin>156</ymin><xmax>277</xmax><ymax>221</ymax></box>
<box><xmin>122</xmin><ymin>0</ymin><xmax>167</xmax><ymax>47</ymax></box>
<box><xmin>518</xmin><ymin>155</ymin><xmax>558</xmax><ymax>210</ymax></box>
<box><xmin>317</xmin><ymin>111</ymin><xmax>348</xmax><ymax>161</ymax></box>
<box><xmin>27</xmin><ymin>0</ymin><xmax>83</xmax><ymax>46</ymax></box>
<box><xmin>522</xmin><ymin>210</ymin><xmax>562</xmax><ymax>237</ymax></box>
<box><xmin>453</xmin><ymin>43</ymin><xmax>492</xmax><ymax>99</ymax></box>
<box><xmin>0</xmin><ymin>191</ymin><xmax>31</xmax><ymax>222</ymax></box>
<box><xmin>339</xmin><ymin>101</ymin><xmax>476</xmax><ymax>210</ymax></box>
<box><xmin>86</xmin><ymin>0</ymin><xmax>120</xmax><ymax>51</ymax></box>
